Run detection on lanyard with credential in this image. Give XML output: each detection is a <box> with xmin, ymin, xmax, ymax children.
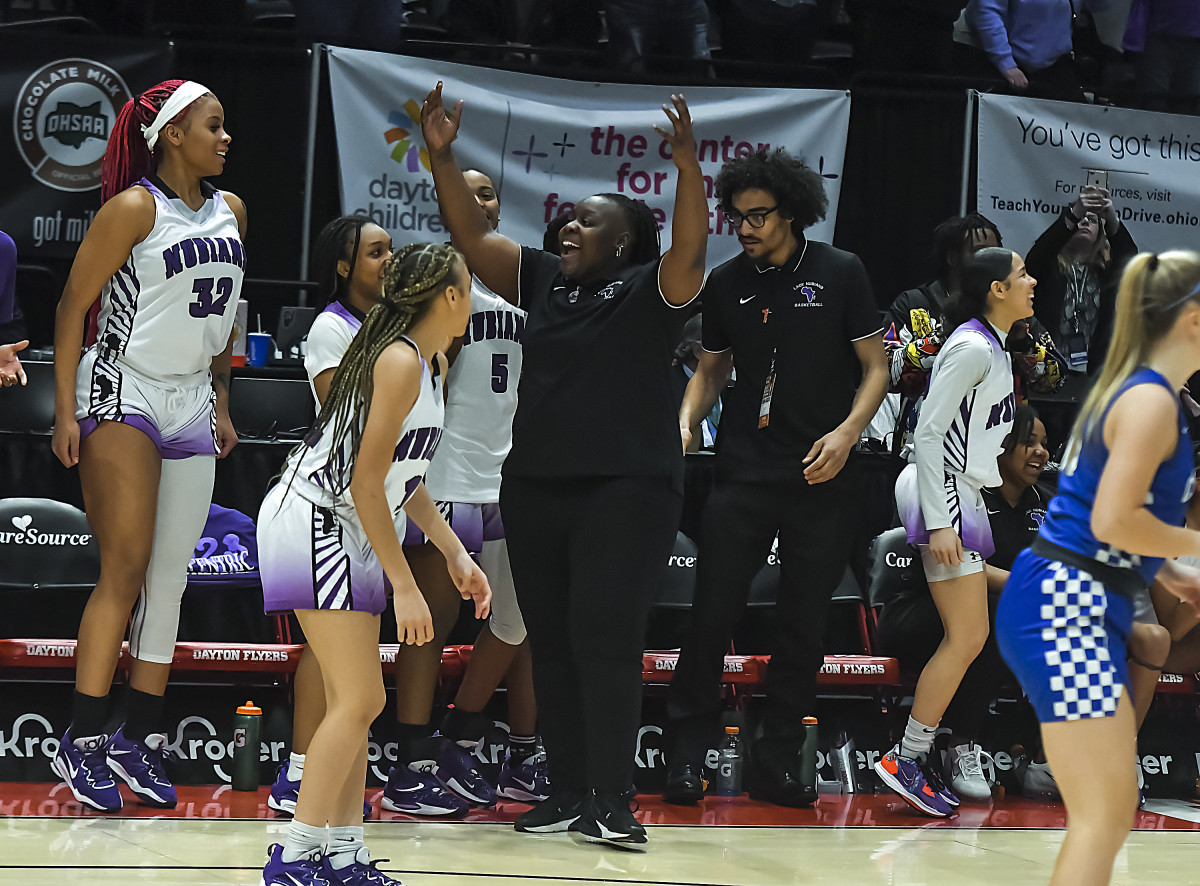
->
<box><xmin>758</xmin><ymin>240</ymin><xmax>807</xmax><ymax>429</ymax></box>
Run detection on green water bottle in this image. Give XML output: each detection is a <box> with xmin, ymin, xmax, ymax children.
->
<box><xmin>799</xmin><ymin>716</ymin><xmax>819</xmax><ymax>796</ymax></box>
<box><xmin>231</xmin><ymin>700</ymin><xmax>262</xmax><ymax>791</ymax></box>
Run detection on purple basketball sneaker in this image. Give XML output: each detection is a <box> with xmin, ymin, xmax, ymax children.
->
<box><xmin>51</xmin><ymin>728</ymin><xmax>122</xmax><ymax>813</ymax></box>
<box><xmin>106</xmin><ymin>726</ymin><xmax>176</xmax><ymax>807</ymax></box>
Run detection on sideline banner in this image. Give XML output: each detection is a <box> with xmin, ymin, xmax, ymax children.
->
<box><xmin>976</xmin><ymin>93</ymin><xmax>1200</xmax><ymax>256</ymax></box>
<box><xmin>0</xmin><ymin>38</ymin><xmax>171</xmax><ymax>260</ymax></box>
<box><xmin>327</xmin><ymin>48</ymin><xmax>850</xmax><ymax>267</ymax></box>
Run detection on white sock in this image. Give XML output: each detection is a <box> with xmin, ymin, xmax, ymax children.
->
<box><xmin>287</xmin><ymin>751</ymin><xmax>305</xmax><ymax>782</ymax></box>
<box><xmin>281</xmin><ymin>819</ymin><xmax>325</xmax><ymax>863</ymax></box>
<box><xmin>900</xmin><ymin>717</ymin><xmax>937</xmax><ymax>760</ymax></box>
<box><xmin>326</xmin><ymin>825</ymin><xmax>365</xmax><ymax>870</ymax></box>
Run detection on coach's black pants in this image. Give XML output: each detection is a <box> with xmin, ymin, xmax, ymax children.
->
<box><xmin>501</xmin><ymin>474</ymin><xmax>682</xmax><ymax>795</ymax></box>
<box><xmin>666</xmin><ymin>463</ymin><xmax>862</xmax><ymax>762</ymax></box>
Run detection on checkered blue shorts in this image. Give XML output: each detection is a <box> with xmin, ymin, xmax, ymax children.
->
<box><xmin>996</xmin><ymin>549</ymin><xmax>1132</xmax><ymax>723</ymax></box>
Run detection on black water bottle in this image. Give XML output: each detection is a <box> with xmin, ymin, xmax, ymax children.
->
<box><xmin>799</xmin><ymin>716</ymin><xmax>819</xmax><ymax>794</ymax></box>
<box><xmin>231</xmin><ymin>700</ymin><xmax>262</xmax><ymax>791</ymax></box>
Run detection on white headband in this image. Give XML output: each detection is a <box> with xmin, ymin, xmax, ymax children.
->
<box><xmin>141</xmin><ymin>81</ymin><xmax>211</xmax><ymax>151</ymax></box>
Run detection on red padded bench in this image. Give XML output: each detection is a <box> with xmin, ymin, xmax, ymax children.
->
<box><xmin>1</xmin><ymin>640</ymin><xmax>899</xmax><ymax>690</ymax></box>
<box><xmin>641</xmin><ymin>652</ymin><xmax>901</xmax><ymax>687</ymax></box>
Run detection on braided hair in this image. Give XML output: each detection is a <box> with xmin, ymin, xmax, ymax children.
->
<box><xmin>311</xmin><ymin>214</ymin><xmax>375</xmax><ymax>306</ymax></box>
<box><xmin>300</xmin><ymin>243</ymin><xmax>462</xmax><ymax>487</ymax></box>
<box><xmin>595</xmin><ymin>193</ymin><xmax>662</xmax><ymax>265</ymax></box>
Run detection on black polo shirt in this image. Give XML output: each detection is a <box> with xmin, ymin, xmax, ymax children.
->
<box><xmin>981</xmin><ymin>484</ymin><xmax>1049</xmax><ymax>571</ymax></box>
<box><xmin>701</xmin><ymin>238</ymin><xmax>881</xmax><ymax>481</ymax></box>
<box><xmin>504</xmin><ymin>246</ymin><xmax>692</xmax><ymax>490</ymax></box>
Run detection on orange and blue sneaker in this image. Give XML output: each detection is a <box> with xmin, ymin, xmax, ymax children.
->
<box><xmin>874</xmin><ymin>745</ymin><xmax>953</xmax><ymax>818</ymax></box>
<box><xmin>920</xmin><ymin>752</ymin><xmax>960</xmax><ymax>809</ymax></box>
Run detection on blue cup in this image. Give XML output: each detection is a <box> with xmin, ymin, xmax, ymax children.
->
<box><xmin>247</xmin><ymin>333</ymin><xmax>272</xmax><ymax>367</ymax></box>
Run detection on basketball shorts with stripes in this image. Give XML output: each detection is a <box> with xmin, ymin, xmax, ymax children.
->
<box><xmin>257</xmin><ymin>483</ymin><xmax>387</xmax><ymax>616</ymax></box>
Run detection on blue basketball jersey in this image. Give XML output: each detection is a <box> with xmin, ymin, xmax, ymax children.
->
<box><xmin>1039</xmin><ymin>367</ymin><xmax>1194</xmax><ymax>586</ymax></box>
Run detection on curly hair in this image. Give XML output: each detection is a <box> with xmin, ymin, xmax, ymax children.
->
<box><xmin>931</xmin><ymin>213</ymin><xmax>1003</xmax><ymax>279</ymax></box>
<box><xmin>594</xmin><ymin>193</ymin><xmax>662</xmax><ymax>265</ymax></box>
<box><xmin>714</xmin><ymin>149</ymin><xmax>828</xmax><ymax>236</ymax></box>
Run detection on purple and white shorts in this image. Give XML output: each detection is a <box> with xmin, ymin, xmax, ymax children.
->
<box><xmin>257</xmin><ymin>483</ymin><xmax>388</xmax><ymax>616</ymax></box>
<box><xmin>75</xmin><ymin>348</ymin><xmax>217</xmax><ymax>459</ymax></box>
<box><xmin>895</xmin><ymin>462</ymin><xmax>991</xmax><ymax>582</ymax></box>
<box><xmin>401</xmin><ymin>501</ymin><xmax>505</xmax><ymax>555</ymax></box>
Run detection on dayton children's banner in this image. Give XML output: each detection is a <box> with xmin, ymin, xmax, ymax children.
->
<box><xmin>326</xmin><ymin>48</ymin><xmax>851</xmax><ymax>268</ymax></box>
<box><xmin>976</xmin><ymin>93</ymin><xmax>1200</xmax><ymax>257</ymax></box>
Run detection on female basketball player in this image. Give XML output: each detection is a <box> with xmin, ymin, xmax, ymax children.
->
<box><xmin>997</xmin><ymin>252</ymin><xmax>1200</xmax><ymax>886</ymax></box>
<box><xmin>268</xmin><ymin>214</ymin><xmax>396</xmax><ymax>819</ymax></box>
<box><xmin>258</xmin><ymin>243</ymin><xmax>490</xmax><ymax>886</ymax></box>
<box><xmin>386</xmin><ymin>169</ymin><xmax>545</xmax><ymax>815</ymax></box>
<box><xmin>876</xmin><ymin>247</ymin><xmax>1036</xmax><ymax>817</ymax></box>
<box><xmin>50</xmin><ymin>80</ymin><xmax>245</xmax><ymax>813</ymax></box>
<box><xmin>421</xmin><ymin>82</ymin><xmax>707</xmax><ymax>846</ymax></box>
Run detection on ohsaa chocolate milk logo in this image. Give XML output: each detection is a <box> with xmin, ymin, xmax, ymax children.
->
<box><xmin>13</xmin><ymin>58</ymin><xmax>131</xmax><ymax>192</ymax></box>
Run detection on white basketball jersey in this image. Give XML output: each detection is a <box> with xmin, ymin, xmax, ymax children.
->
<box><xmin>304</xmin><ymin>301</ymin><xmax>361</xmax><ymax>405</ymax></box>
<box><xmin>424</xmin><ymin>278</ymin><xmax>525</xmax><ymax>503</ymax></box>
<box><xmin>916</xmin><ymin>318</ymin><xmax>1016</xmax><ymax>493</ymax></box>
<box><xmin>94</xmin><ymin>177</ymin><xmax>245</xmax><ymax>380</ymax></box>
<box><xmin>285</xmin><ymin>337</ymin><xmax>444</xmax><ymax>528</ymax></box>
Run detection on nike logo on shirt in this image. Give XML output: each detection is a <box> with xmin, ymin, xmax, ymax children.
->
<box><xmin>739</xmin><ymin>295</ymin><xmax>756</xmax><ymax>304</ymax></box>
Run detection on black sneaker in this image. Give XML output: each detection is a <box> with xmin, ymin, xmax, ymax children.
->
<box><xmin>747</xmin><ymin>740</ymin><xmax>816</xmax><ymax>808</ymax></box>
<box><xmin>662</xmin><ymin>761</ymin><xmax>704</xmax><ymax>805</ymax></box>
<box><xmin>514</xmin><ymin>792</ymin><xmax>585</xmax><ymax>833</ymax></box>
<box><xmin>570</xmin><ymin>791</ymin><xmax>648</xmax><ymax>847</ymax></box>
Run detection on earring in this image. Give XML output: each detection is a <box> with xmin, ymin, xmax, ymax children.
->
<box><xmin>616</xmin><ymin>245</ymin><xmax>624</xmax><ymax>257</ymax></box>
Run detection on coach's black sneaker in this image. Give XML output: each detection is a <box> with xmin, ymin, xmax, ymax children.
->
<box><xmin>748</xmin><ymin>740</ymin><xmax>816</xmax><ymax>808</ymax></box>
<box><xmin>570</xmin><ymin>791</ymin><xmax>647</xmax><ymax>848</ymax></box>
<box><xmin>662</xmin><ymin>760</ymin><xmax>704</xmax><ymax>805</ymax></box>
<box><xmin>514</xmin><ymin>791</ymin><xmax>585</xmax><ymax>833</ymax></box>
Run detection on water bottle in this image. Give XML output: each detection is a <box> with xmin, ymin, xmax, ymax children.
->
<box><xmin>799</xmin><ymin>716</ymin><xmax>819</xmax><ymax>793</ymax></box>
<box><xmin>231</xmin><ymin>700</ymin><xmax>262</xmax><ymax>791</ymax></box>
<box><xmin>714</xmin><ymin>726</ymin><xmax>743</xmax><ymax>796</ymax></box>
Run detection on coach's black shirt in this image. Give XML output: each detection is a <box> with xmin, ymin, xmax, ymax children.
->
<box><xmin>701</xmin><ymin>238</ymin><xmax>881</xmax><ymax>481</ymax></box>
<box><xmin>505</xmin><ymin>247</ymin><xmax>691</xmax><ymax>490</ymax></box>
<box><xmin>981</xmin><ymin>484</ymin><xmax>1049</xmax><ymax>571</ymax></box>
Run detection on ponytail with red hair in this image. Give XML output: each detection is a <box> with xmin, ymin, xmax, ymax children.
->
<box><xmin>100</xmin><ymin>79</ymin><xmax>202</xmax><ymax>204</ymax></box>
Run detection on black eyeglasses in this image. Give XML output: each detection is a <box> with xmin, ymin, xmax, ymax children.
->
<box><xmin>723</xmin><ymin>206</ymin><xmax>779</xmax><ymax>229</ymax></box>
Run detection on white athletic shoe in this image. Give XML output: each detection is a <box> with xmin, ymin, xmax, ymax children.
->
<box><xmin>1019</xmin><ymin>758</ymin><xmax>1061</xmax><ymax>801</ymax></box>
<box><xmin>944</xmin><ymin>742</ymin><xmax>993</xmax><ymax>802</ymax></box>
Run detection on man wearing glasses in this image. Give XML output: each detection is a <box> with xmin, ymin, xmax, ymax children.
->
<box><xmin>664</xmin><ymin>148</ymin><xmax>887</xmax><ymax>807</ymax></box>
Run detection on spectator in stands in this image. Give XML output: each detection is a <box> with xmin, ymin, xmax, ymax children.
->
<box><xmin>877</xmin><ymin>247</ymin><xmax>1035</xmax><ymax>817</ymax></box>
<box><xmin>258</xmin><ymin>243</ymin><xmax>488</xmax><ymax>886</ymax></box>
<box><xmin>291</xmin><ymin>0</ymin><xmax>406</xmax><ymax>51</ymax></box>
<box><xmin>1124</xmin><ymin>0</ymin><xmax>1200</xmax><ymax>114</ymax></box>
<box><xmin>49</xmin><ymin>80</ymin><xmax>244</xmax><ymax>815</ymax></box>
<box><xmin>953</xmin><ymin>0</ymin><xmax>1084</xmax><ymax>101</ymax></box>
<box><xmin>717</xmin><ymin>0</ymin><xmax>824</xmax><ymax>69</ymax></box>
<box><xmin>602</xmin><ymin>1</ymin><xmax>713</xmax><ymax>74</ymax></box>
<box><xmin>422</xmin><ymin>83</ymin><xmax>707</xmax><ymax>846</ymax></box>
<box><xmin>670</xmin><ymin>315</ymin><xmax>724</xmax><ymax>452</ymax></box>
<box><xmin>0</xmin><ymin>340</ymin><xmax>27</xmax><ymax>387</ymax></box>
<box><xmin>877</xmin><ymin>404</ymin><xmax>1049</xmax><ymax>801</ymax></box>
<box><xmin>0</xmin><ymin>229</ymin><xmax>26</xmax><ymax>344</ymax></box>
<box><xmin>663</xmin><ymin>148</ymin><xmax>887</xmax><ymax>809</ymax></box>
<box><xmin>996</xmin><ymin>251</ymin><xmax>1200</xmax><ymax>886</ymax></box>
<box><xmin>1027</xmin><ymin>184</ymin><xmax>1138</xmax><ymax>376</ymax></box>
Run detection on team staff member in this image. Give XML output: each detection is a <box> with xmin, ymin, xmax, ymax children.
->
<box><xmin>421</xmin><ymin>83</ymin><xmax>707</xmax><ymax>847</ymax></box>
<box><xmin>664</xmin><ymin>148</ymin><xmax>888</xmax><ymax>808</ymax></box>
